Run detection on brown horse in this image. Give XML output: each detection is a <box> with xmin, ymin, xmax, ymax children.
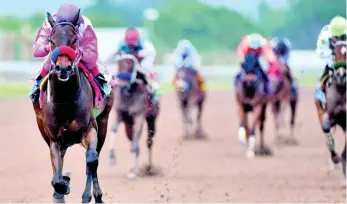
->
<box><xmin>234</xmin><ymin>52</ymin><xmax>270</xmax><ymax>158</ymax></box>
<box><xmin>268</xmin><ymin>60</ymin><xmax>298</xmax><ymax>144</ymax></box>
<box><xmin>173</xmin><ymin>66</ymin><xmax>206</xmax><ymax>138</ymax></box>
<box><xmin>31</xmin><ymin>11</ymin><xmax>115</xmax><ymax>203</ymax></box>
<box><xmin>108</xmin><ymin>54</ymin><xmax>160</xmax><ymax>179</ymax></box>
<box><xmin>315</xmin><ymin>40</ymin><xmax>346</xmax><ymax>178</ymax></box>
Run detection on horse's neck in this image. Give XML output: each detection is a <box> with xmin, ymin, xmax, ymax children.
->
<box><xmin>332</xmin><ymin>81</ymin><xmax>346</xmax><ymax>95</ymax></box>
<box><xmin>49</xmin><ymin>72</ymin><xmax>82</xmax><ymax>105</ymax></box>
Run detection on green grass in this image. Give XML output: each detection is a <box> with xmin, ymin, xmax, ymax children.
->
<box><xmin>0</xmin><ymin>82</ymin><xmax>31</xmax><ymax>98</ymax></box>
<box><xmin>0</xmin><ymin>75</ymin><xmax>318</xmax><ymax>99</ymax></box>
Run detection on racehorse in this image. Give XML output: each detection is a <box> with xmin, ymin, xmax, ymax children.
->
<box><xmin>234</xmin><ymin>52</ymin><xmax>270</xmax><ymax>158</ymax></box>
<box><xmin>268</xmin><ymin>60</ymin><xmax>298</xmax><ymax>144</ymax></box>
<box><xmin>315</xmin><ymin>40</ymin><xmax>346</xmax><ymax>178</ymax></box>
<box><xmin>108</xmin><ymin>54</ymin><xmax>160</xmax><ymax>178</ymax></box>
<box><xmin>173</xmin><ymin>66</ymin><xmax>206</xmax><ymax>138</ymax></box>
<box><xmin>31</xmin><ymin>11</ymin><xmax>115</xmax><ymax>203</ymax></box>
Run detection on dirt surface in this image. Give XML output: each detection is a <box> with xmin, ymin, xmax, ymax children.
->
<box><xmin>0</xmin><ymin>88</ymin><xmax>346</xmax><ymax>203</ymax></box>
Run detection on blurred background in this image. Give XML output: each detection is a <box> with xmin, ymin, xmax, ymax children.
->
<box><xmin>0</xmin><ymin>0</ymin><xmax>345</xmax><ymax>97</ymax></box>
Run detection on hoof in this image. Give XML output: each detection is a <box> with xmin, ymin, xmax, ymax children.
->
<box><xmin>195</xmin><ymin>129</ymin><xmax>207</xmax><ymax>140</ymax></box>
<box><xmin>127</xmin><ymin>170</ymin><xmax>137</xmax><ymax>179</ymax></box>
<box><xmin>322</xmin><ymin>121</ymin><xmax>330</xmax><ymax>133</ymax></box>
<box><xmin>246</xmin><ymin>150</ymin><xmax>255</xmax><ymax>158</ymax></box>
<box><xmin>94</xmin><ymin>193</ymin><xmax>104</xmax><ymax>204</ymax></box>
<box><xmin>86</xmin><ymin>149</ymin><xmax>99</xmax><ymax>165</ymax></box>
<box><xmin>255</xmin><ymin>145</ymin><xmax>273</xmax><ymax>156</ymax></box>
<box><xmin>332</xmin><ymin>155</ymin><xmax>340</xmax><ymax>165</ymax></box>
<box><xmin>53</xmin><ymin>192</ymin><xmax>65</xmax><ymax>203</ymax></box>
<box><xmin>238</xmin><ymin>127</ymin><xmax>247</xmax><ymax>145</ymax></box>
<box><xmin>52</xmin><ymin>180</ymin><xmax>70</xmax><ymax>196</ymax></box>
<box><xmin>82</xmin><ymin>192</ymin><xmax>92</xmax><ymax>203</ymax></box>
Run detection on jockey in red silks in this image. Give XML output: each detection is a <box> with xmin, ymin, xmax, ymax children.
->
<box><xmin>236</xmin><ymin>33</ymin><xmax>281</xmax><ymax>94</ymax></box>
<box><xmin>29</xmin><ymin>3</ymin><xmax>111</xmax><ymax>102</ymax></box>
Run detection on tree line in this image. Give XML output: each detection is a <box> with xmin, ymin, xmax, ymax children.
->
<box><xmin>0</xmin><ymin>0</ymin><xmax>345</xmax><ymax>50</ymax></box>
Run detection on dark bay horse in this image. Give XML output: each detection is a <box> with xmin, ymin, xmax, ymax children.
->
<box><xmin>234</xmin><ymin>53</ymin><xmax>269</xmax><ymax>158</ymax></box>
<box><xmin>268</xmin><ymin>60</ymin><xmax>298</xmax><ymax>143</ymax></box>
<box><xmin>173</xmin><ymin>66</ymin><xmax>206</xmax><ymax>138</ymax></box>
<box><xmin>316</xmin><ymin>40</ymin><xmax>346</xmax><ymax>179</ymax></box>
<box><xmin>31</xmin><ymin>11</ymin><xmax>115</xmax><ymax>203</ymax></box>
<box><xmin>108</xmin><ymin>54</ymin><xmax>160</xmax><ymax>179</ymax></box>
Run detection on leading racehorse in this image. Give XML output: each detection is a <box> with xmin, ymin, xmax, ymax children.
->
<box><xmin>315</xmin><ymin>39</ymin><xmax>346</xmax><ymax>179</ymax></box>
<box><xmin>31</xmin><ymin>11</ymin><xmax>115</xmax><ymax>203</ymax></box>
<box><xmin>268</xmin><ymin>60</ymin><xmax>298</xmax><ymax>143</ymax></box>
<box><xmin>234</xmin><ymin>52</ymin><xmax>270</xmax><ymax>158</ymax></box>
<box><xmin>173</xmin><ymin>66</ymin><xmax>206</xmax><ymax>138</ymax></box>
<box><xmin>108</xmin><ymin>54</ymin><xmax>160</xmax><ymax>178</ymax></box>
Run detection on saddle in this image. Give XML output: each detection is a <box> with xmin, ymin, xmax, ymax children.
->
<box><xmin>39</xmin><ymin>62</ymin><xmax>105</xmax><ymax>112</ymax></box>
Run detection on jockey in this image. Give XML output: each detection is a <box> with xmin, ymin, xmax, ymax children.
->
<box><xmin>270</xmin><ymin>37</ymin><xmax>297</xmax><ymax>94</ymax></box>
<box><xmin>105</xmin><ymin>27</ymin><xmax>160</xmax><ymax>102</ymax></box>
<box><xmin>315</xmin><ymin>15</ymin><xmax>347</xmax><ymax>104</ymax></box>
<box><xmin>173</xmin><ymin>39</ymin><xmax>205</xmax><ymax>91</ymax></box>
<box><xmin>29</xmin><ymin>3</ymin><xmax>111</xmax><ymax>102</ymax></box>
<box><xmin>236</xmin><ymin>33</ymin><xmax>280</xmax><ymax>94</ymax></box>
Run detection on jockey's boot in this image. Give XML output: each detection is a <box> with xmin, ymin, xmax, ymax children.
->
<box><xmin>29</xmin><ymin>75</ymin><xmax>44</xmax><ymax>102</ymax></box>
<box><xmin>149</xmin><ymin>80</ymin><xmax>162</xmax><ymax>104</ymax></box>
<box><xmin>258</xmin><ymin>67</ymin><xmax>269</xmax><ymax>94</ymax></box>
<box><xmin>314</xmin><ymin>65</ymin><xmax>331</xmax><ymax>105</ymax></box>
<box><xmin>96</xmin><ymin>73</ymin><xmax>112</xmax><ymax>97</ymax></box>
<box><xmin>196</xmin><ymin>73</ymin><xmax>206</xmax><ymax>91</ymax></box>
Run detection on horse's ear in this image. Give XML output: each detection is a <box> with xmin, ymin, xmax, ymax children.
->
<box><xmin>47</xmin><ymin>12</ymin><xmax>56</xmax><ymax>28</ymax></box>
<box><xmin>71</xmin><ymin>9</ymin><xmax>80</xmax><ymax>26</ymax></box>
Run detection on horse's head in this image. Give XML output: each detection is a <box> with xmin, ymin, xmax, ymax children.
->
<box><xmin>47</xmin><ymin>11</ymin><xmax>80</xmax><ymax>82</ymax></box>
<box><xmin>241</xmin><ymin>72</ymin><xmax>259</xmax><ymax>98</ymax></box>
<box><xmin>115</xmin><ymin>54</ymin><xmax>139</xmax><ymax>88</ymax></box>
<box><xmin>243</xmin><ymin>52</ymin><xmax>259</xmax><ymax>73</ymax></box>
<box><xmin>333</xmin><ymin>40</ymin><xmax>347</xmax><ymax>87</ymax></box>
<box><xmin>174</xmin><ymin>67</ymin><xmax>197</xmax><ymax>94</ymax></box>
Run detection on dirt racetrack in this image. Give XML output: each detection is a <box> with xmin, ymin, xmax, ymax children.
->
<box><xmin>0</xmin><ymin>87</ymin><xmax>346</xmax><ymax>203</ymax></box>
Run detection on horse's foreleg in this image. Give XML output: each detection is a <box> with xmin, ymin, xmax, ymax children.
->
<box><xmin>109</xmin><ymin>113</ymin><xmax>121</xmax><ymax>165</ymax></box>
<box><xmin>50</xmin><ymin>142</ymin><xmax>70</xmax><ymax>201</ymax></box>
<box><xmin>289</xmin><ymin>98</ymin><xmax>297</xmax><ymax>139</ymax></box>
<box><xmin>322</xmin><ymin>113</ymin><xmax>339</xmax><ymax>169</ymax></box>
<box><xmin>272</xmin><ymin>100</ymin><xmax>281</xmax><ymax>139</ymax></box>
<box><xmin>259</xmin><ymin>104</ymin><xmax>267</xmax><ymax>151</ymax></box>
<box><xmin>196</xmin><ymin>98</ymin><xmax>205</xmax><ymax>137</ymax></box>
<box><xmin>342</xmin><ymin>143</ymin><xmax>346</xmax><ymax>179</ymax></box>
<box><xmin>247</xmin><ymin>106</ymin><xmax>263</xmax><ymax>158</ymax></box>
<box><xmin>81</xmin><ymin>127</ymin><xmax>103</xmax><ymax>203</ymax></box>
<box><xmin>237</xmin><ymin>105</ymin><xmax>248</xmax><ymax>146</ymax></box>
<box><xmin>181</xmin><ymin>100</ymin><xmax>192</xmax><ymax>137</ymax></box>
<box><xmin>128</xmin><ymin>115</ymin><xmax>145</xmax><ymax>179</ymax></box>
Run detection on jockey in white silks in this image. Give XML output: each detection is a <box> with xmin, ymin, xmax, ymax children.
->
<box><xmin>173</xmin><ymin>39</ymin><xmax>205</xmax><ymax>91</ymax></box>
<box><xmin>314</xmin><ymin>15</ymin><xmax>347</xmax><ymax>105</ymax></box>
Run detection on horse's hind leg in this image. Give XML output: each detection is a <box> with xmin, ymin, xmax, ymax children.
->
<box><xmin>50</xmin><ymin>143</ymin><xmax>70</xmax><ymax>201</ymax></box>
<box><xmin>81</xmin><ymin>127</ymin><xmax>103</xmax><ymax>203</ymax></box>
